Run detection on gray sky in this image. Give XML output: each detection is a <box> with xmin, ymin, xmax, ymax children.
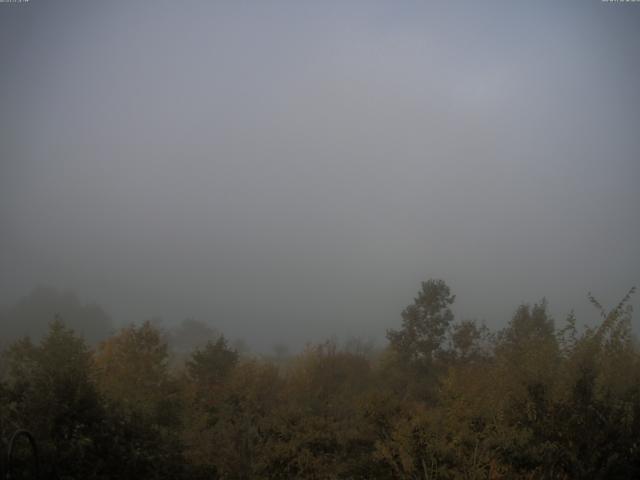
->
<box><xmin>1</xmin><ymin>0</ymin><xmax>639</xmax><ymax>351</ymax></box>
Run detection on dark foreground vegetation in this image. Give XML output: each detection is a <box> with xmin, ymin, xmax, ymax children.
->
<box><xmin>1</xmin><ymin>280</ymin><xmax>638</xmax><ymax>479</ymax></box>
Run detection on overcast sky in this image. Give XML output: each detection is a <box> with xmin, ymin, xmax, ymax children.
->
<box><xmin>1</xmin><ymin>0</ymin><xmax>639</xmax><ymax>351</ymax></box>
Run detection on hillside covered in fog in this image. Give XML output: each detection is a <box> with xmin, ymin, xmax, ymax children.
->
<box><xmin>1</xmin><ymin>1</ymin><xmax>639</xmax><ymax>478</ymax></box>
<box><xmin>1</xmin><ymin>279</ymin><xmax>638</xmax><ymax>478</ymax></box>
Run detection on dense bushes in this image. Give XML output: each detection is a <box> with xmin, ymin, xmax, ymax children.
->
<box><xmin>1</xmin><ymin>281</ymin><xmax>638</xmax><ymax>479</ymax></box>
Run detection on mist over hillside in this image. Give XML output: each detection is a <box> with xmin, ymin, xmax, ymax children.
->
<box><xmin>1</xmin><ymin>1</ymin><xmax>639</xmax><ymax>478</ymax></box>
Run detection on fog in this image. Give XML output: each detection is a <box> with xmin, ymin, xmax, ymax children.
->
<box><xmin>1</xmin><ymin>0</ymin><xmax>638</xmax><ymax>351</ymax></box>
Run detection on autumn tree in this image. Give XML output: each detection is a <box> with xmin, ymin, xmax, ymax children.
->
<box><xmin>258</xmin><ymin>341</ymin><xmax>379</xmax><ymax>479</ymax></box>
<box><xmin>387</xmin><ymin>279</ymin><xmax>455</xmax><ymax>367</ymax></box>
<box><xmin>1</xmin><ymin>317</ymin><xmax>104</xmax><ymax>478</ymax></box>
<box><xmin>93</xmin><ymin>320</ymin><xmax>188</xmax><ymax>478</ymax></box>
<box><xmin>186</xmin><ymin>335</ymin><xmax>238</xmax><ymax>388</ymax></box>
<box><xmin>449</xmin><ymin>319</ymin><xmax>491</xmax><ymax>363</ymax></box>
<box><xmin>94</xmin><ymin>321</ymin><xmax>172</xmax><ymax>411</ymax></box>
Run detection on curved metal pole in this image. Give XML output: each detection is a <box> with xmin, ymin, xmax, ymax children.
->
<box><xmin>6</xmin><ymin>430</ymin><xmax>40</xmax><ymax>480</ymax></box>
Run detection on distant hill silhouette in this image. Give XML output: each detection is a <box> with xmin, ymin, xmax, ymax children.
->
<box><xmin>0</xmin><ymin>286</ymin><xmax>114</xmax><ymax>346</ymax></box>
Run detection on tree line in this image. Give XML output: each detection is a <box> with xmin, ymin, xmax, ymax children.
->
<box><xmin>0</xmin><ymin>279</ymin><xmax>638</xmax><ymax>479</ymax></box>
